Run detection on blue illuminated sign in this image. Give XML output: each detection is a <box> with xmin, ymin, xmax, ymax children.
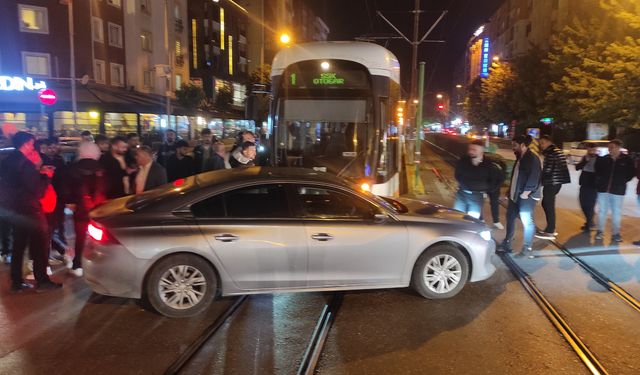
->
<box><xmin>480</xmin><ymin>37</ymin><xmax>490</xmax><ymax>78</ymax></box>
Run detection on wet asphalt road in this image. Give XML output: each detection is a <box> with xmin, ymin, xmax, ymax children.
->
<box><xmin>0</xmin><ymin>142</ymin><xmax>638</xmax><ymax>374</ymax></box>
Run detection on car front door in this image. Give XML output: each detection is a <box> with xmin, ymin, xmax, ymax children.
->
<box><xmin>292</xmin><ymin>184</ymin><xmax>408</xmax><ymax>288</ymax></box>
<box><xmin>193</xmin><ymin>184</ymin><xmax>308</xmax><ymax>291</ymax></box>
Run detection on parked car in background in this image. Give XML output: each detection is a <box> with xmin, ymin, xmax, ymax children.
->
<box><xmin>84</xmin><ymin>167</ymin><xmax>496</xmax><ymax>317</ymax></box>
<box><xmin>566</xmin><ymin>140</ymin><xmax>628</xmax><ymax>164</ymax></box>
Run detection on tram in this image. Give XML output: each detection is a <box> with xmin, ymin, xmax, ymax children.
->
<box><xmin>269</xmin><ymin>41</ymin><xmax>403</xmax><ymax>196</ymax></box>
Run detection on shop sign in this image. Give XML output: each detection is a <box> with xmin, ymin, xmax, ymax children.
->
<box><xmin>0</xmin><ymin>76</ymin><xmax>47</xmax><ymax>91</ymax></box>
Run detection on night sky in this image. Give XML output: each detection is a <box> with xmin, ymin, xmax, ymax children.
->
<box><xmin>309</xmin><ymin>0</ymin><xmax>504</xmax><ymax>96</ymax></box>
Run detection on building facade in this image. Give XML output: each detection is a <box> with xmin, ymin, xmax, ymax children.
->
<box><xmin>124</xmin><ymin>0</ymin><xmax>190</xmax><ymax>98</ymax></box>
<box><xmin>187</xmin><ymin>0</ymin><xmax>249</xmax><ymax>111</ymax></box>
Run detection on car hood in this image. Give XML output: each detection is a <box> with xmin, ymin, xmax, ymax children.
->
<box><xmin>393</xmin><ymin>197</ymin><xmax>485</xmax><ymax>229</ymax></box>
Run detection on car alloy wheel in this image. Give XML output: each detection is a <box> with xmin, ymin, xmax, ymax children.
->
<box><xmin>158</xmin><ymin>265</ymin><xmax>207</xmax><ymax>310</ymax></box>
<box><xmin>146</xmin><ymin>254</ymin><xmax>217</xmax><ymax>317</ymax></box>
<box><xmin>412</xmin><ymin>244</ymin><xmax>469</xmax><ymax>299</ymax></box>
<box><xmin>423</xmin><ymin>254</ymin><xmax>462</xmax><ymax>294</ymax></box>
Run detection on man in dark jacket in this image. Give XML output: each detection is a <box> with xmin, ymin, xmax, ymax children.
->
<box><xmin>124</xmin><ymin>132</ymin><xmax>140</xmax><ymax>167</ymax></box>
<box><xmin>594</xmin><ymin>139</ymin><xmax>635</xmax><ymax>242</ymax></box>
<box><xmin>499</xmin><ymin>135</ymin><xmax>542</xmax><ymax>255</ymax></box>
<box><xmin>156</xmin><ymin>129</ymin><xmax>178</xmax><ymax>167</ymax></box>
<box><xmin>65</xmin><ymin>142</ymin><xmax>105</xmax><ymax>277</ymax></box>
<box><xmin>0</xmin><ymin>132</ymin><xmax>62</xmax><ymax>292</ymax></box>
<box><xmin>166</xmin><ymin>140</ymin><xmax>196</xmax><ymax>181</ymax></box>
<box><xmin>453</xmin><ymin>140</ymin><xmax>495</xmax><ymax>219</ymax></box>
<box><xmin>193</xmin><ymin>128</ymin><xmax>217</xmax><ymax>173</ymax></box>
<box><xmin>575</xmin><ymin>142</ymin><xmax>599</xmax><ymax>232</ymax></box>
<box><xmin>100</xmin><ymin>136</ymin><xmax>131</xmax><ymax>199</ymax></box>
<box><xmin>203</xmin><ymin>142</ymin><xmax>227</xmax><ymax>171</ymax></box>
<box><xmin>131</xmin><ymin>146</ymin><xmax>167</xmax><ymax>193</ymax></box>
<box><xmin>42</xmin><ymin>137</ymin><xmax>69</xmax><ymax>259</ymax></box>
<box><xmin>536</xmin><ymin>135</ymin><xmax>571</xmax><ymax>240</ymax></box>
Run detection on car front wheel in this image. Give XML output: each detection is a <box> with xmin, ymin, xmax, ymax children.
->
<box><xmin>145</xmin><ymin>254</ymin><xmax>217</xmax><ymax>317</ymax></box>
<box><xmin>412</xmin><ymin>244</ymin><xmax>469</xmax><ymax>299</ymax></box>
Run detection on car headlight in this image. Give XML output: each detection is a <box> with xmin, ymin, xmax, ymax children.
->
<box><xmin>479</xmin><ymin>230</ymin><xmax>492</xmax><ymax>241</ymax></box>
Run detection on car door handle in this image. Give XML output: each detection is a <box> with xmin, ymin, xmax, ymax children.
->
<box><xmin>311</xmin><ymin>233</ymin><xmax>333</xmax><ymax>241</ymax></box>
<box><xmin>214</xmin><ymin>234</ymin><xmax>239</xmax><ymax>242</ymax></box>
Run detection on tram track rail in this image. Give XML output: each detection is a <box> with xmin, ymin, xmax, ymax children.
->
<box><xmin>164</xmin><ymin>292</ymin><xmax>342</xmax><ymax>375</ymax></box>
<box><xmin>297</xmin><ymin>293</ymin><xmax>343</xmax><ymax>375</ymax></box>
<box><xmin>164</xmin><ymin>295</ymin><xmax>248</xmax><ymax>375</ymax></box>
<box><xmin>421</xmin><ymin>139</ymin><xmax>612</xmax><ymax>375</ymax></box>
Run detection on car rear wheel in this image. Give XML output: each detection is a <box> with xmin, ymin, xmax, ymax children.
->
<box><xmin>412</xmin><ymin>245</ymin><xmax>469</xmax><ymax>299</ymax></box>
<box><xmin>145</xmin><ymin>254</ymin><xmax>217</xmax><ymax>318</ymax></box>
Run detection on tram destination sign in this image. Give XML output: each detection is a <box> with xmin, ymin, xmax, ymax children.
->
<box><xmin>284</xmin><ymin>61</ymin><xmax>369</xmax><ymax>89</ymax></box>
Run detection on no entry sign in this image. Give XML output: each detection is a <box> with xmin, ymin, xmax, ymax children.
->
<box><xmin>38</xmin><ymin>89</ymin><xmax>57</xmax><ymax>106</ymax></box>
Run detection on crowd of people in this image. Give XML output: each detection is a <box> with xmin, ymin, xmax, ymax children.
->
<box><xmin>454</xmin><ymin>135</ymin><xmax>640</xmax><ymax>255</ymax></box>
<box><xmin>0</xmin><ymin>126</ymin><xmax>260</xmax><ymax>293</ymax></box>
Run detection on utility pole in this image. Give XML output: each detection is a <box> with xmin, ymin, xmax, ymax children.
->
<box><xmin>414</xmin><ymin>61</ymin><xmax>425</xmax><ymax>192</ymax></box>
<box><xmin>66</xmin><ymin>0</ymin><xmax>77</xmax><ymax>128</ymax></box>
<box><xmin>377</xmin><ymin>5</ymin><xmax>447</xmax><ymax>157</ymax></box>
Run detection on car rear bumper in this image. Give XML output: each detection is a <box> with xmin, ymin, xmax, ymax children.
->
<box><xmin>83</xmin><ymin>240</ymin><xmax>146</xmax><ymax>299</ymax></box>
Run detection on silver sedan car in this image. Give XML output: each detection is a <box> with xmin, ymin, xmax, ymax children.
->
<box><xmin>84</xmin><ymin>168</ymin><xmax>496</xmax><ymax>317</ymax></box>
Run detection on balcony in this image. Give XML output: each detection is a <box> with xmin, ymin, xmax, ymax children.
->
<box><xmin>174</xmin><ymin>19</ymin><xmax>184</xmax><ymax>33</ymax></box>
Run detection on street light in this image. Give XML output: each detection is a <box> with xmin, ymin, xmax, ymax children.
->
<box><xmin>436</xmin><ymin>93</ymin><xmax>443</xmax><ymax>99</ymax></box>
<box><xmin>492</xmin><ymin>56</ymin><xmax>500</xmax><ymax>62</ymax></box>
<box><xmin>279</xmin><ymin>33</ymin><xmax>291</xmax><ymax>45</ymax></box>
<box><xmin>456</xmin><ymin>84</ymin><xmax>462</xmax><ymax>89</ymax></box>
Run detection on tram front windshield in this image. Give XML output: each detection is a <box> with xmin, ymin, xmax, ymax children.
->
<box><xmin>277</xmin><ymin>98</ymin><xmax>370</xmax><ymax>178</ymax></box>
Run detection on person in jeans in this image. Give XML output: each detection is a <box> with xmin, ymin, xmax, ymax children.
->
<box><xmin>65</xmin><ymin>142</ymin><xmax>105</xmax><ymax>277</ymax></box>
<box><xmin>594</xmin><ymin>139</ymin><xmax>635</xmax><ymax>242</ymax></box>
<box><xmin>575</xmin><ymin>143</ymin><xmax>599</xmax><ymax>232</ymax></box>
<box><xmin>453</xmin><ymin>140</ymin><xmax>495</xmax><ymax>219</ymax></box>
<box><xmin>0</xmin><ymin>132</ymin><xmax>62</xmax><ymax>292</ymax></box>
<box><xmin>536</xmin><ymin>135</ymin><xmax>571</xmax><ymax>240</ymax></box>
<box><xmin>499</xmin><ymin>135</ymin><xmax>542</xmax><ymax>255</ymax></box>
<box><xmin>485</xmin><ymin>154</ymin><xmax>507</xmax><ymax>229</ymax></box>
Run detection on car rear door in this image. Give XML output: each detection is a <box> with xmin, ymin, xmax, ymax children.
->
<box><xmin>193</xmin><ymin>183</ymin><xmax>308</xmax><ymax>291</ymax></box>
<box><xmin>292</xmin><ymin>184</ymin><xmax>408</xmax><ymax>288</ymax></box>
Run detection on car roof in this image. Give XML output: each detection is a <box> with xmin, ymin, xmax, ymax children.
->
<box><xmin>195</xmin><ymin>167</ymin><xmax>352</xmax><ymax>188</ymax></box>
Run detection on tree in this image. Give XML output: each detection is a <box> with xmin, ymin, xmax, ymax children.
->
<box><xmin>175</xmin><ymin>83</ymin><xmax>206</xmax><ymax>111</ymax></box>
<box><xmin>247</xmin><ymin>64</ymin><xmax>272</xmax><ymax>91</ymax></box>
<box><xmin>464</xmin><ymin>78</ymin><xmax>491</xmax><ymax>129</ymax></box>
<box><xmin>481</xmin><ymin>61</ymin><xmax>516</xmax><ymax>125</ymax></box>
<box><xmin>215</xmin><ymin>85</ymin><xmax>233</xmax><ymax>111</ymax></box>
<box><xmin>546</xmin><ymin>0</ymin><xmax>640</xmax><ymax>127</ymax></box>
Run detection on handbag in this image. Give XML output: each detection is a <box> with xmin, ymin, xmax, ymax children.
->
<box><xmin>40</xmin><ymin>184</ymin><xmax>58</xmax><ymax>214</ymax></box>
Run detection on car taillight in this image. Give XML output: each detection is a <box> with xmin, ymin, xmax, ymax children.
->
<box><xmin>88</xmin><ymin>221</ymin><xmax>119</xmax><ymax>244</ymax></box>
<box><xmin>88</xmin><ymin>222</ymin><xmax>104</xmax><ymax>241</ymax></box>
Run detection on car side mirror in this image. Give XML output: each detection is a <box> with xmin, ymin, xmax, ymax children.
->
<box><xmin>373</xmin><ymin>213</ymin><xmax>389</xmax><ymax>224</ymax></box>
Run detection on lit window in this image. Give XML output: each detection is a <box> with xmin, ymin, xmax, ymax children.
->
<box><xmin>110</xmin><ymin>63</ymin><xmax>125</xmax><ymax>87</ymax></box>
<box><xmin>228</xmin><ymin>35</ymin><xmax>233</xmax><ymax>75</ymax></box>
<box><xmin>175</xmin><ymin>74</ymin><xmax>183</xmax><ymax>89</ymax></box>
<box><xmin>143</xmin><ymin>69</ymin><xmax>154</xmax><ymax>88</ymax></box>
<box><xmin>108</xmin><ymin>23</ymin><xmax>123</xmax><ymax>48</ymax></box>
<box><xmin>18</xmin><ymin>4</ymin><xmax>49</xmax><ymax>34</ymax></box>
<box><xmin>232</xmin><ymin>83</ymin><xmax>245</xmax><ymax>106</ymax></box>
<box><xmin>107</xmin><ymin>0</ymin><xmax>122</xmax><ymax>8</ymax></box>
<box><xmin>175</xmin><ymin>41</ymin><xmax>182</xmax><ymax>56</ymax></box>
<box><xmin>191</xmin><ymin>19</ymin><xmax>198</xmax><ymax>69</ymax></box>
<box><xmin>92</xmin><ymin>17</ymin><xmax>104</xmax><ymax>43</ymax></box>
<box><xmin>22</xmin><ymin>52</ymin><xmax>50</xmax><ymax>76</ymax></box>
<box><xmin>94</xmin><ymin>59</ymin><xmax>106</xmax><ymax>84</ymax></box>
<box><xmin>220</xmin><ymin>8</ymin><xmax>225</xmax><ymax>50</ymax></box>
<box><xmin>141</xmin><ymin>31</ymin><xmax>153</xmax><ymax>52</ymax></box>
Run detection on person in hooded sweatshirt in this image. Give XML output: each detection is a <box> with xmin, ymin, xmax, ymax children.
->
<box><xmin>64</xmin><ymin>142</ymin><xmax>106</xmax><ymax>277</ymax></box>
